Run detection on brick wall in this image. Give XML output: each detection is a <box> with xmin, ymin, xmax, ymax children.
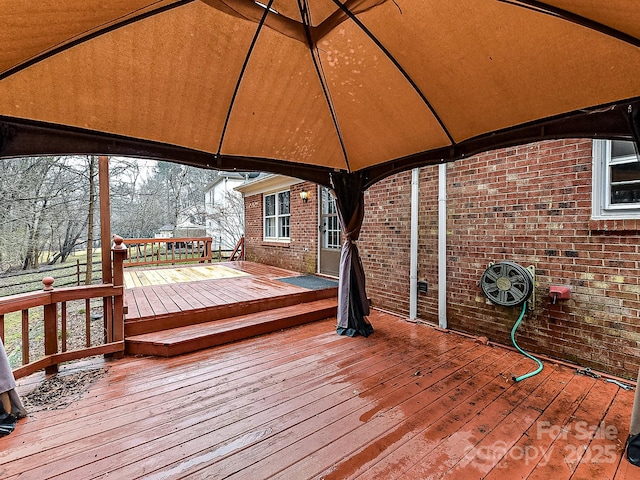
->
<box><xmin>402</xmin><ymin>139</ymin><xmax>639</xmax><ymax>379</ymax></box>
<box><xmin>358</xmin><ymin>171</ymin><xmax>413</xmax><ymax>314</ymax></box>
<box><xmin>244</xmin><ymin>181</ymin><xmax>318</xmax><ymax>274</ymax></box>
<box><xmin>243</xmin><ymin>140</ymin><xmax>640</xmax><ymax>378</ymax></box>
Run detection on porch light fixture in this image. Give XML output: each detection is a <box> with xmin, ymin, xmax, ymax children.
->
<box><xmin>300</xmin><ymin>190</ymin><xmax>309</xmax><ymax>202</ymax></box>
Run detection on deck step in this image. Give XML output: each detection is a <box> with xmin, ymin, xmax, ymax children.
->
<box><xmin>125</xmin><ymin>298</ymin><xmax>338</xmax><ymax>357</ymax></box>
<box><xmin>124</xmin><ymin>287</ymin><xmax>337</xmax><ymax>337</ymax></box>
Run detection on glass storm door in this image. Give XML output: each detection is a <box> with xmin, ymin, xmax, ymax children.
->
<box><xmin>319</xmin><ymin>187</ymin><xmax>341</xmax><ymax>277</ymax></box>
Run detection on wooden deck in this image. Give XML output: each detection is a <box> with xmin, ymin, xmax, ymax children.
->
<box><xmin>122</xmin><ymin>261</ymin><xmax>338</xmax><ymax>355</ymax></box>
<box><xmin>4</xmin><ymin>310</ymin><xmax>638</xmax><ymax>479</ymax></box>
<box><xmin>124</xmin><ymin>261</ymin><xmax>327</xmax><ymax>326</ymax></box>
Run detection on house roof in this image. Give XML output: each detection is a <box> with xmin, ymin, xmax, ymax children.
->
<box><xmin>235</xmin><ymin>173</ymin><xmax>303</xmax><ymax>196</ymax></box>
<box><xmin>204</xmin><ymin>171</ymin><xmax>260</xmax><ymax>191</ymax></box>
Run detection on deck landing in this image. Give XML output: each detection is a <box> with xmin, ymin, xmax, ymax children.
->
<box><xmin>123</xmin><ymin>261</ymin><xmax>338</xmax><ymax>355</ymax></box>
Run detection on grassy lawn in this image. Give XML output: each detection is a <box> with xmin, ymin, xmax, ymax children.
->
<box><xmin>0</xmin><ymin>251</ymin><xmax>104</xmax><ymax>296</ymax></box>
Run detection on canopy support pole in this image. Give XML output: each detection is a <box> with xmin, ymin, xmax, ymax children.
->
<box><xmin>331</xmin><ymin>171</ymin><xmax>373</xmax><ymax>337</ymax></box>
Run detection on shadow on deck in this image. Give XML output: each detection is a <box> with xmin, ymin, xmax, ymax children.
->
<box><xmin>123</xmin><ymin>261</ymin><xmax>338</xmax><ymax>357</ymax></box>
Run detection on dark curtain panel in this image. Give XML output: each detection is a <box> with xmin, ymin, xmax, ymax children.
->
<box><xmin>0</xmin><ymin>338</ymin><xmax>27</xmax><ymax>420</ymax></box>
<box><xmin>330</xmin><ymin>172</ymin><xmax>373</xmax><ymax>337</ymax></box>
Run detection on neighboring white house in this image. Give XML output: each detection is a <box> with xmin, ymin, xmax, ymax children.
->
<box><xmin>204</xmin><ymin>172</ymin><xmax>257</xmax><ymax>250</ymax></box>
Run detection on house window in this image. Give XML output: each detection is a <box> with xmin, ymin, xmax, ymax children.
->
<box><xmin>592</xmin><ymin>139</ymin><xmax>640</xmax><ymax>218</ymax></box>
<box><xmin>264</xmin><ymin>190</ymin><xmax>290</xmax><ymax>240</ymax></box>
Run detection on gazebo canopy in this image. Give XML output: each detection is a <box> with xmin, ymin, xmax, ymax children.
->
<box><xmin>1</xmin><ymin>0</ymin><xmax>639</xmax><ymax>187</ymax></box>
<box><xmin>4</xmin><ymin>1</ymin><xmax>640</xmax><ymax>441</ymax></box>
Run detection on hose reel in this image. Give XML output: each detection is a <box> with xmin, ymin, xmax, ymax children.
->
<box><xmin>480</xmin><ymin>261</ymin><xmax>534</xmax><ymax>307</ymax></box>
<box><xmin>480</xmin><ymin>261</ymin><xmax>541</xmax><ymax>382</ymax></box>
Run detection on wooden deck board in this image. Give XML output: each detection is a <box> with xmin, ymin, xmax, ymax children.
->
<box><xmin>128</xmin><ymin>299</ymin><xmax>337</xmax><ymax>343</ymax></box>
<box><xmin>573</xmin><ymin>390</ymin><xmax>635</xmax><ymax>479</ymax></box>
<box><xmin>122</xmin><ymin>262</ymin><xmax>332</xmax><ymax>339</ymax></box>
<box><xmin>237</xmin><ymin>349</ymin><xmax>522</xmax><ymax>480</ymax></box>
<box><xmin>314</xmin><ymin>351</ymin><xmax>530</xmax><ymax>480</ymax></box>
<box><xmin>481</xmin><ymin>374</ymin><xmax>593</xmax><ymax>479</ymax></box>
<box><xmin>123</xmin><ymin>262</ymin><xmax>307</xmax><ymax>322</ymax></box>
<box><xmin>6</xmin><ymin>310</ymin><xmax>638</xmax><ymax>480</ymax></box>
<box><xmin>444</xmin><ymin>369</ymin><xmax>572</xmax><ymax>478</ymax></box>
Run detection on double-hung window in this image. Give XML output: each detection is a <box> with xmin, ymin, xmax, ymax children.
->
<box><xmin>592</xmin><ymin>139</ymin><xmax>640</xmax><ymax>218</ymax></box>
<box><xmin>264</xmin><ymin>190</ymin><xmax>290</xmax><ymax>240</ymax></box>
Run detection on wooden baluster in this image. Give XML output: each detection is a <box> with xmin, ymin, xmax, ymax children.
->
<box><xmin>61</xmin><ymin>301</ymin><xmax>67</xmax><ymax>352</ymax></box>
<box><xmin>42</xmin><ymin>276</ymin><xmax>58</xmax><ymax>374</ymax></box>
<box><xmin>0</xmin><ymin>314</ymin><xmax>4</xmax><ymax>343</ymax></box>
<box><xmin>85</xmin><ymin>298</ymin><xmax>91</xmax><ymax>347</ymax></box>
<box><xmin>104</xmin><ymin>298</ymin><xmax>113</xmax><ymax>344</ymax></box>
<box><xmin>205</xmin><ymin>238</ymin><xmax>212</xmax><ymax>263</ymax></box>
<box><xmin>21</xmin><ymin>309</ymin><xmax>29</xmax><ymax>365</ymax></box>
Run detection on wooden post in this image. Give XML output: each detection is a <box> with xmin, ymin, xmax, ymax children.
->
<box><xmin>42</xmin><ymin>277</ymin><xmax>58</xmax><ymax>375</ymax></box>
<box><xmin>99</xmin><ymin>156</ymin><xmax>112</xmax><ymax>284</ymax></box>
<box><xmin>111</xmin><ymin>235</ymin><xmax>127</xmax><ymax>359</ymax></box>
<box><xmin>99</xmin><ymin>156</ymin><xmax>113</xmax><ymax>343</ymax></box>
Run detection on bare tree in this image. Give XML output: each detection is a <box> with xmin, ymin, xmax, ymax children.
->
<box><xmin>85</xmin><ymin>156</ymin><xmax>96</xmax><ymax>284</ymax></box>
<box><xmin>0</xmin><ymin>156</ymin><xmax>222</xmax><ymax>274</ymax></box>
<box><xmin>206</xmin><ymin>189</ymin><xmax>245</xmax><ymax>250</ymax></box>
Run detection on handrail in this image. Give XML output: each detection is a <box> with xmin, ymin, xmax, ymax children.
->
<box><xmin>229</xmin><ymin>236</ymin><xmax>245</xmax><ymax>261</ymax></box>
<box><xmin>0</xmin><ymin>284</ymin><xmax>122</xmax><ymax>315</ymax></box>
<box><xmin>0</xmin><ymin>235</ymin><xmax>127</xmax><ymax>379</ymax></box>
<box><xmin>123</xmin><ymin>237</ymin><xmax>213</xmax><ymax>267</ymax></box>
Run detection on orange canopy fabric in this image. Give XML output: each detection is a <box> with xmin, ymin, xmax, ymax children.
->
<box><xmin>1</xmin><ymin>0</ymin><xmax>640</xmax><ymax>185</ymax></box>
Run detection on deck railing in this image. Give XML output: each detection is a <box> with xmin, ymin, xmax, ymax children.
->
<box><xmin>123</xmin><ymin>237</ymin><xmax>213</xmax><ymax>267</ymax></box>
<box><xmin>1</xmin><ymin>237</ymin><xmax>127</xmax><ymax>379</ymax></box>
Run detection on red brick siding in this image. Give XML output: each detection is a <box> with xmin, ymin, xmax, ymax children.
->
<box><xmin>243</xmin><ymin>140</ymin><xmax>640</xmax><ymax>378</ymax></box>
<box><xmin>358</xmin><ymin>172</ymin><xmax>413</xmax><ymax>314</ymax></box>
<box><xmin>418</xmin><ymin>139</ymin><xmax>640</xmax><ymax>379</ymax></box>
<box><xmin>244</xmin><ymin>182</ymin><xmax>318</xmax><ymax>274</ymax></box>
<box><xmin>357</xmin><ymin>169</ymin><xmax>441</xmax><ymax>320</ymax></box>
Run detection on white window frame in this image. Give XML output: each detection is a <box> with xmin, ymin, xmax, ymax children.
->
<box><xmin>320</xmin><ymin>187</ymin><xmax>341</xmax><ymax>249</ymax></box>
<box><xmin>263</xmin><ymin>189</ymin><xmax>290</xmax><ymax>241</ymax></box>
<box><xmin>592</xmin><ymin>139</ymin><xmax>640</xmax><ymax>219</ymax></box>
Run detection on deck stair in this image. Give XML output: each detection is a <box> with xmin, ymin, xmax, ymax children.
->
<box><xmin>125</xmin><ymin>297</ymin><xmax>338</xmax><ymax>357</ymax></box>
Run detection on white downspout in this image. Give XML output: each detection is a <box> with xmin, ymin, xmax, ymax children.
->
<box><xmin>409</xmin><ymin>168</ymin><xmax>419</xmax><ymax>320</ymax></box>
<box><xmin>438</xmin><ymin>163</ymin><xmax>447</xmax><ymax>329</ymax></box>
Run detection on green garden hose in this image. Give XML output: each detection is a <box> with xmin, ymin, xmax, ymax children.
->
<box><xmin>511</xmin><ymin>301</ymin><xmax>543</xmax><ymax>382</ymax></box>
